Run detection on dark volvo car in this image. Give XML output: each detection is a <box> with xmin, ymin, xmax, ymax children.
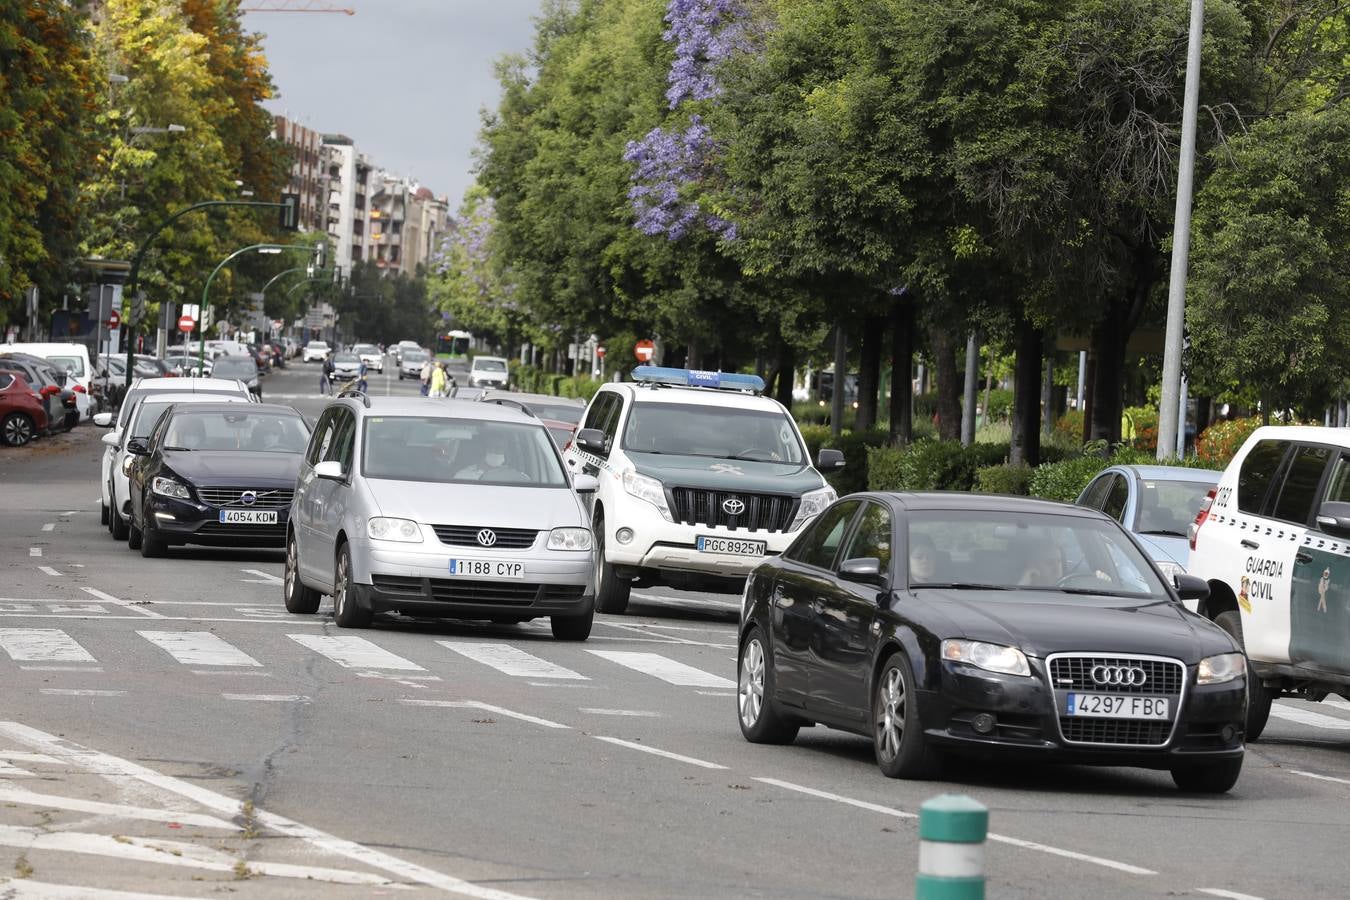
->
<box><xmin>737</xmin><ymin>493</ymin><xmax>1248</xmax><ymax>793</ymax></box>
<box><xmin>125</xmin><ymin>403</ymin><xmax>310</xmax><ymax>556</ymax></box>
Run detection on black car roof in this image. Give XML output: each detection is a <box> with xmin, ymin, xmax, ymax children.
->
<box><xmin>867</xmin><ymin>491</ymin><xmax>1103</xmax><ymax>518</ymax></box>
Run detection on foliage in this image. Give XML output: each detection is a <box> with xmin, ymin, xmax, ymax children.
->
<box><xmin>1027</xmin><ymin>454</ymin><xmax>1113</xmax><ymax>503</ymax></box>
<box><xmin>512</xmin><ymin>364</ymin><xmax>604</xmax><ymax>401</ymax></box>
<box><xmin>1195</xmin><ymin>416</ymin><xmax>1262</xmax><ymax>469</ymax></box>
<box><xmin>975</xmin><ymin>463</ymin><xmax>1035</xmax><ymax>496</ymax></box>
<box><xmin>867</xmin><ymin>440</ymin><xmax>1012</xmax><ymax>493</ymax></box>
<box><xmin>797</xmin><ymin>425</ymin><xmax>888</xmax><ymax>494</ymax></box>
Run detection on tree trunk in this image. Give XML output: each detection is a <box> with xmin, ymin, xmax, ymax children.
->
<box><xmin>831</xmin><ymin>324</ymin><xmax>847</xmax><ymax>439</ymax></box>
<box><xmin>1080</xmin><ymin>347</ymin><xmax>1095</xmax><ymax>445</ymax></box>
<box><xmin>1010</xmin><ymin>317</ymin><xmax>1043</xmax><ymax>467</ymax></box>
<box><xmin>930</xmin><ymin>325</ymin><xmax>961</xmax><ymax>441</ymax></box>
<box><xmin>1195</xmin><ymin>396</ymin><xmax>1212</xmax><ymax>436</ymax></box>
<box><xmin>856</xmin><ymin>316</ymin><xmax>883</xmax><ymax>432</ymax></box>
<box><xmin>961</xmin><ymin>332</ymin><xmax>980</xmax><ymax>446</ymax></box>
<box><xmin>889</xmin><ymin>295</ymin><xmax>914</xmax><ymax>445</ymax></box>
<box><xmin>1088</xmin><ymin>311</ymin><xmax>1127</xmax><ymax>445</ymax></box>
<box><xmin>774</xmin><ymin>340</ymin><xmax>795</xmax><ymax>409</ymax></box>
<box><xmin>1041</xmin><ymin>352</ymin><xmax>1055</xmax><ymax>437</ymax></box>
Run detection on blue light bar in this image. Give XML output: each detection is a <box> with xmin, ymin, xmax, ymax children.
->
<box><xmin>631</xmin><ymin>366</ymin><xmax>765</xmax><ymax>393</ymax></box>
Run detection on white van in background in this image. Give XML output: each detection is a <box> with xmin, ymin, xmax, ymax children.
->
<box><xmin>6</xmin><ymin>342</ymin><xmax>95</xmax><ymax>420</ymax></box>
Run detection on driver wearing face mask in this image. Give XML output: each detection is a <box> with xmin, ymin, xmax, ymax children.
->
<box><xmin>455</xmin><ymin>434</ymin><xmax>512</xmax><ymax>480</ymax></box>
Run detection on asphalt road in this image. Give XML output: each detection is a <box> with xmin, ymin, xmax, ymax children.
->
<box><xmin>1</xmin><ymin>359</ymin><xmax>1348</xmax><ymax>899</ymax></box>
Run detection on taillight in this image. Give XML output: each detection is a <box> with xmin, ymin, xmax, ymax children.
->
<box><xmin>1189</xmin><ymin>488</ymin><xmax>1216</xmax><ymax>551</ymax></box>
<box><xmin>72</xmin><ymin>383</ymin><xmax>87</xmax><ymax>393</ymax></box>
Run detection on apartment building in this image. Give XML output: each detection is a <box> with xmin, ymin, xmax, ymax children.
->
<box><xmin>367</xmin><ymin>171</ymin><xmax>449</xmax><ymax>277</ymax></box>
<box><xmin>319</xmin><ymin>135</ymin><xmax>372</xmax><ymax>274</ymax></box>
<box><xmin>272</xmin><ymin>115</ymin><xmax>324</xmax><ymax>231</ymax></box>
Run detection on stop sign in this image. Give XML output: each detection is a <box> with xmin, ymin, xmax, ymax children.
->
<box><xmin>107</xmin><ymin>309</ymin><xmax>120</xmax><ymax>329</ymax></box>
<box><xmin>634</xmin><ymin>339</ymin><xmax>655</xmax><ymax>362</ymax></box>
<box><xmin>178</xmin><ymin>315</ymin><xmax>195</xmax><ymax>333</ymax></box>
<box><xmin>595</xmin><ymin>346</ymin><xmax>606</xmax><ymax>358</ymax></box>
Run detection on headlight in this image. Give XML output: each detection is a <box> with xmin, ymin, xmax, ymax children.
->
<box><xmin>121</xmin><ymin>455</ymin><xmax>135</xmax><ymax>475</ymax></box>
<box><xmin>622</xmin><ymin>469</ymin><xmax>673</xmax><ymax>522</ymax></box>
<box><xmin>547</xmin><ymin>527</ymin><xmax>592</xmax><ymax>551</ymax></box>
<box><xmin>1198</xmin><ymin>652</ymin><xmax>1245</xmax><ymax>685</ymax></box>
<box><xmin>151</xmin><ymin>476</ymin><xmax>191</xmax><ymax>500</ymax></box>
<box><xmin>1155</xmin><ymin>560</ymin><xmax>1185</xmax><ymax>581</ymax></box>
<box><xmin>941</xmin><ymin>639</ymin><xmax>1032</xmax><ymax>677</ymax></box>
<box><xmin>367</xmin><ymin>517</ymin><xmax>423</xmax><ymax>543</ymax></box>
<box><xmin>790</xmin><ymin>485</ymin><xmax>838</xmax><ymax>531</ymax></box>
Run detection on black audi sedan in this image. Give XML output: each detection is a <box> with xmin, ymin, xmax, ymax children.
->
<box><xmin>125</xmin><ymin>403</ymin><xmax>310</xmax><ymax>556</ymax></box>
<box><xmin>737</xmin><ymin>492</ymin><xmax>1248</xmax><ymax>793</ymax></box>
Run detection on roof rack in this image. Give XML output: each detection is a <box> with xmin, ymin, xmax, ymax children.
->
<box><xmin>484</xmin><ymin>397</ymin><xmax>537</xmax><ymax>419</ymax></box>
<box><xmin>337</xmin><ymin>386</ymin><xmax>371</xmax><ymax>407</ymax></box>
<box><xmin>630</xmin><ymin>366</ymin><xmax>765</xmax><ymax>394</ymax></box>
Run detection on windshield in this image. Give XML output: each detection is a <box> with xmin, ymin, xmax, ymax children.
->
<box><xmin>354</xmin><ymin>344</ymin><xmax>378</xmax><ymax>355</ymax></box>
<box><xmin>162</xmin><ymin>409</ymin><xmax>309</xmax><ymax>453</ymax></box>
<box><xmin>1135</xmin><ymin>479</ymin><xmax>1215</xmax><ymax>536</ymax></box>
<box><xmin>334</xmin><ymin>353</ymin><xmax>359</xmax><ymax>364</ymax></box>
<box><xmin>527</xmin><ymin>402</ymin><xmax>583</xmax><ymax>425</ymax></box>
<box><xmin>48</xmin><ymin>356</ymin><xmax>85</xmax><ymax>377</ymax></box>
<box><xmin>474</xmin><ymin>358</ymin><xmax>508</xmax><ymax>373</ymax></box>
<box><xmin>622</xmin><ymin>401</ymin><xmax>805</xmax><ymax>465</ymax></box>
<box><xmin>403</xmin><ymin>351</ymin><xmax>428</xmax><ymax>364</ymax></box>
<box><xmin>907</xmin><ymin>509</ymin><xmax>1168</xmax><ymax>598</ymax></box>
<box><xmin>211</xmin><ymin>359</ymin><xmax>256</xmax><ymax>379</ymax></box>
<box><xmin>362</xmin><ymin>416</ymin><xmax>567</xmax><ymax>487</ymax></box>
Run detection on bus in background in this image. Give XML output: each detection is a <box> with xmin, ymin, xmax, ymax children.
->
<box><xmin>435</xmin><ymin>330</ymin><xmax>472</xmax><ymax>362</ymax></box>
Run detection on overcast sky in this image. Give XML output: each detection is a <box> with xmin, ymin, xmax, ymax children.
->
<box><xmin>254</xmin><ymin>0</ymin><xmax>542</xmax><ymax>209</ymax></box>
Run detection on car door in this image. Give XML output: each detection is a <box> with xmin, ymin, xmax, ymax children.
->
<box><xmin>1077</xmin><ymin>471</ymin><xmax>1115</xmax><ymax>511</ymax></box>
<box><xmin>1288</xmin><ymin>447</ymin><xmax>1347</xmax><ymax>673</ymax></box>
<box><xmin>1099</xmin><ymin>472</ymin><xmax>1130</xmax><ymax>524</ymax></box>
<box><xmin>311</xmin><ymin>409</ymin><xmax>357</xmax><ymax>587</ymax></box>
<box><xmin>809</xmin><ymin>500</ymin><xmax>893</xmax><ymax>726</ymax></box>
<box><xmin>295</xmin><ymin>408</ymin><xmax>339</xmax><ymax>581</ymax></box>
<box><xmin>769</xmin><ymin>500</ymin><xmax>862</xmax><ymax>711</ymax></box>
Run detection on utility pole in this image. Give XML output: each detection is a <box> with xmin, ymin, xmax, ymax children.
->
<box><xmin>1158</xmin><ymin>0</ymin><xmax>1204</xmax><ymax>459</ymax></box>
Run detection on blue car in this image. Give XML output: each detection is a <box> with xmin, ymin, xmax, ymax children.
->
<box><xmin>1075</xmin><ymin>464</ymin><xmax>1220</xmax><ymax>580</ymax></box>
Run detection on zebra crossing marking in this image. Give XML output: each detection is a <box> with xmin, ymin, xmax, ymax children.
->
<box><xmin>1270</xmin><ymin>703</ymin><xmax>1350</xmax><ymax>731</ymax></box>
<box><xmin>139</xmin><ymin>631</ymin><xmax>261</xmax><ymax>668</ymax></box>
<box><xmin>437</xmin><ymin>641</ymin><xmax>588</xmax><ymax>680</ymax></box>
<box><xmin>585</xmin><ymin>649</ymin><xmax>735</xmax><ymax>689</ymax></box>
<box><xmin>0</xmin><ymin>629</ymin><xmax>95</xmax><ymax>663</ymax></box>
<box><xmin>287</xmin><ymin>634</ymin><xmax>424</xmax><ymax>670</ymax></box>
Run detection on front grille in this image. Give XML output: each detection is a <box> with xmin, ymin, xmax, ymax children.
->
<box><xmin>431</xmin><ymin>525</ymin><xmax>539</xmax><ymax>549</ymax></box>
<box><xmin>195</xmin><ymin>521</ymin><xmax>286</xmax><ymax>538</ymax></box>
<box><xmin>1049</xmin><ymin>655</ymin><xmax>1184</xmax><ymax>695</ymax></box>
<box><xmin>196</xmin><ymin>487</ymin><xmax>294</xmax><ymax>509</ymax></box>
<box><xmin>428</xmin><ymin>579</ymin><xmax>585</xmax><ymax>606</ymax></box>
<box><xmin>668</xmin><ymin>488</ymin><xmax>799</xmax><ymax>533</ymax></box>
<box><xmin>1059</xmin><ymin>717</ymin><xmax>1172</xmax><ymax>746</ymax></box>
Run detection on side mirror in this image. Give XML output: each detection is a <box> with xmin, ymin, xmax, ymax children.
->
<box><xmin>1173</xmin><ymin>573</ymin><xmax>1210</xmax><ymax>603</ymax></box>
<box><xmin>314</xmin><ymin>460</ymin><xmax>345</xmax><ymax>481</ymax></box>
<box><xmin>125</xmin><ymin>439</ymin><xmax>150</xmax><ymax>456</ymax></box>
<box><xmin>575</xmin><ymin>427</ymin><xmax>608</xmax><ymax>455</ymax></box>
<box><xmin>1316</xmin><ymin>501</ymin><xmax>1350</xmax><ymax>539</ymax></box>
<box><xmin>93</xmin><ymin>412</ymin><xmax>113</xmax><ymax>427</ymax></box>
<box><xmin>572</xmin><ymin>473</ymin><xmax>599</xmax><ymax>494</ymax></box>
<box><xmin>101</xmin><ymin>433</ymin><xmax>120</xmax><ymax>448</ymax></box>
<box><xmin>817</xmin><ymin>448</ymin><xmax>846</xmax><ymax>470</ymax></box>
<box><xmin>840</xmin><ymin>557</ymin><xmax>885</xmax><ymax>584</ymax></box>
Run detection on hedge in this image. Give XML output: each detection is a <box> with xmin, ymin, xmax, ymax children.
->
<box><xmin>512</xmin><ymin>364</ymin><xmax>603</xmax><ymax>401</ymax></box>
<box><xmin>975</xmin><ymin>462</ymin><xmax>1034</xmax><ymax>496</ymax></box>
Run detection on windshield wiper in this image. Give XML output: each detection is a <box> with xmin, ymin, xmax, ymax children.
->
<box><xmin>163</xmin><ymin>446</ymin><xmax>193</xmax><ymax>451</ymax></box>
<box><xmin>1052</xmin><ymin>587</ymin><xmax>1151</xmax><ymax>598</ymax></box>
<box><xmin>913</xmin><ymin>582</ymin><xmax>1013</xmax><ymax>591</ymax></box>
<box><xmin>721</xmin><ymin>452</ymin><xmax>787</xmax><ymax>462</ymax></box>
<box><xmin>1138</xmin><ymin>529</ymin><xmax>1186</xmax><ymax>537</ymax></box>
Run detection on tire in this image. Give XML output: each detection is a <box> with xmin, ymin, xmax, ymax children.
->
<box><xmin>110</xmin><ymin>504</ymin><xmax>129</xmax><ymax>541</ymax></box>
<box><xmin>593</xmin><ymin>515</ymin><xmax>631</xmax><ymax>614</ymax></box>
<box><xmin>873</xmin><ymin>652</ymin><xmax>942</xmax><ymax>779</ymax></box>
<box><xmin>551</xmin><ymin>607</ymin><xmax>594</xmax><ymax>641</ymax></box>
<box><xmin>1171</xmin><ymin>756</ymin><xmax>1243</xmax><ymax>793</ymax></box>
<box><xmin>283</xmin><ymin>531</ymin><xmax>321</xmax><ymax>614</ymax></box>
<box><xmin>1</xmin><ymin>412</ymin><xmax>35</xmax><ymax>447</ymax></box>
<box><xmin>737</xmin><ymin>627</ymin><xmax>800</xmax><ymax>744</ymax></box>
<box><xmin>140</xmin><ymin>524</ymin><xmax>165</xmax><ymax>558</ymax></box>
<box><xmin>1214</xmin><ymin>610</ymin><xmax>1272</xmax><ymax>741</ymax></box>
<box><xmin>100</xmin><ymin>504</ymin><xmax>110</xmax><ymax>526</ymax></box>
<box><xmin>127</xmin><ymin>519</ymin><xmax>142</xmax><ymax>550</ymax></box>
<box><xmin>332</xmin><ymin>543</ymin><xmax>371</xmax><ymax>628</ymax></box>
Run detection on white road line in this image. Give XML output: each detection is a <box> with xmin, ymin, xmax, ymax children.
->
<box><xmin>593</xmin><ymin>736</ymin><xmax>727</xmax><ymax>769</ymax></box>
<box><xmin>695</xmin><ymin>691</ymin><xmax>735</xmax><ymax>697</ymax></box>
<box><xmin>0</xmin><ymin>722</ymin><xmax>537</xmax><ymax>899</ymax></box>
<box><xmin>753</xmin><ymin>777</ymin><xmax>1156</xmax><ymax>877</ymax></box>
<box><xmin>437</xmin><ymin>641</ymin><xmax>588</xmax><ymax>680</ymax></box>
<box><xmin>0</xmin><ymin>785</ymin><xmax>237</xmax><ymax>830</ymax></box>
<box><xmin>0</xmin><ymin>879</ymin><xmax>203</xmax><ymax>899</ymax></box>
<box><xmin>597</xmin><ymin>620</ymin><xmax>734</xmax><ymax>649</ymax></box>
<box><xmin>139</xmin><ymin>631</ymin><xmax>261</xmax><ymax>667</ymax></box>
<box><xmin>1196</xmin><ymin>890</ymin><xmax>1267</xmax><ymax>900</ymax></box>
<box><xmin>527</xmin><ymin>681</ymin><xmax>598</xmax><ymax>688</ymax></box>
<box><xmin>1323</xmin><ymin>698</ymin><xmax>1350</xmax><ymax>711</ymax></box>
<box><xmin>579</xmin><ymin>708</ymin><xmax>661</xmax><ymax>717</ymax></box>
<box><xmin>0</xmin><ymin>629</ymin><xmax>95</xmax><ymax>663</ymax></box>
<box><xmin>289</xmin><ymin>634</ymin><xmax>424</xmax><ymax>670</ymax></box>
<box><xmin>585</xmin><ymin>649</ymin><xmax>736</xmax><ymax>689</ymax></box>
<box><xmin>0</xmin><ymin>752</ymin><xmax>60</xmax><ymax>765</ymax></box>
<box><xmin>398</xmin><ymin>699</ymin><xmax>570</xmax><ymax>729</ymax></box>
<box><xmin>222</xmin><ymin>693</ymin><xmax>310</xmax><ymax>703</ymax></box>
<box><xmin>41</xmin><ymin>523</ymin><xmax>54</xmax><ymax>532</ymax></box>
<box><xmin>79</xmin><ymin>587</ymin><xmax>167</xmax><ymax>619</ymax></box>
<box><xmin>28</xmin><ymin>547</ymin><xmax>41</xmax><ymax>557</ymax></box>
<box><xmin>37</xmin><ymin>566</ymin><xmax>62</xmax><ymax>577</ymax></box>
<box><xmin>1269</xmin><ymin>703</ymin><xmax>1350</xmax><ymax>730</ymax></box>
<box><xmin>1288</xmin><ymin>769</ymin><xmax>1350</xmax><ymax>787</ymax></box>
<box><xmin>19</xmin><ymin>665</ymin><xmax>102</xmax><ymax>672</ymax></box>
<box><xmin>192</xmin><ymin>669</ymin><xmax>272</xmax><ymax>677</ymax></box>
<box><xmin>241</xmin><ymin>567</ymin><xmax>283</xmax><ymax>584</ymax></box>
<box><xmin>0</xmin><ymin>760</ymin><xmax>34</xmax><ymax>777</ymax></box>
<box><xmin>39</xmin><ymin>689</ymin><xmax>126</xmax><ymax>697</ymax></box>
<box><xmin>631</xmin><ymin>590</ymin><xmax>740</xmax><ymax>609</ymax></box>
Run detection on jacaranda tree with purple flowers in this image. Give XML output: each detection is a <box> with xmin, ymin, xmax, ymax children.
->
<box><xmin>429</xmin><ymin>184</ymin><xmax>519</xmax><ymax>343</ymax></box>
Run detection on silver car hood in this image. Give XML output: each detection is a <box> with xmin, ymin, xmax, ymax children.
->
<box><xmin>364</xmin><ymin>478</ymin><xmax>584</xmax><ymax>529</ymax></box>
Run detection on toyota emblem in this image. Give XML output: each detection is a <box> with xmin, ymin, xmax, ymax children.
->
<box><xmin>722</xmin><ymin>497</ymin><xmax>746</xmax><ymax>516</ymax></box>
<box><xmin>476</xmin><ymin>529</ymin><xmax>498</xmax><ymax>547</ymax></box>
<box><xmin>1090</xmin><ymin>664</ymin><xmax>1147</xmax><ymax>687</ymax></box>
<box><xmin>240</xmin><ymin>491</ymin><xmax>257</xmax><ymax>507</ymax></box>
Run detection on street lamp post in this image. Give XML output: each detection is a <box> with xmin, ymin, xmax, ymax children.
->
<box><xmin>197</xmin><ymin>242</ymin><xmax>324</xmax><ymax>371</ymax></box>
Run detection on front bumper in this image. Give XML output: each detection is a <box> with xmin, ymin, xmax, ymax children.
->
<box><xmin>603</xmin><ymin>500</ymin><xmax>799</xmax><ymax>577</ymax></box>
<box><xmin>350</xmin><ymin>540</ymin><xmax>593</xmax><ymax>619</ymax></box>
<box><xmin>145</xmin><ymin>493</ymin><xmax>289</xmax><ymax>547</ymax></box>
<box><xmin>916</xmin><ymin>661</ymin><xmax>1247</xmax><ymax>767</ymax></box>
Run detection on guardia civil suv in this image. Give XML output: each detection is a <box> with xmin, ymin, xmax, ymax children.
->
<box><xmin>284</xmin><ymin>396</ymin><xmax>599</xmax><ymax>639</ymax></box>
<box><xmin>563</xmin><ymin>367</ymin><xmax>844</xmax><ymax>614</ymax></box>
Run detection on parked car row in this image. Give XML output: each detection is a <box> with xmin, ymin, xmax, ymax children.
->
<box><xmin>0</xmin><ymin>351</ymin><xmax>81</xmax><ymax>446</ymax></box>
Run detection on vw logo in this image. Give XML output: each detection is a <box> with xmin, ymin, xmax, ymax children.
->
<box><xmin>476</xmin><ymin>529</ymin><xmax>498</xmax><ymax>547</ymax></box>
<box><xmin>240</xmin><ymin>491</ymin><xmax>257</xmax><ymax>507</ymax></box>
<box><xmin>722</xmin><ymin>497</ymin><xmax>746</xmax><ymax>516</ymax></box>
<box><xmin>1091</xmin><ymin>665</ymin><xmax>1147</xmax><ymax>687</ymax></box>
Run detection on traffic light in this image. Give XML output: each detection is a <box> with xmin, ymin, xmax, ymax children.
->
<box><xmin>279</xmin><ymin>193</ymin><xmax>300</xmax><ymax>232</ymax></box>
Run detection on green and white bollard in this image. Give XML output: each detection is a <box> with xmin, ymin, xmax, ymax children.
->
<box><xmin>916</xmin><ymin>794</ymin><xmax>988</xmax><ymax>900</ymax></box>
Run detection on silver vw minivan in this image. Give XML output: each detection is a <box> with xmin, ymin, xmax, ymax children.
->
<box><xmin>284</xmin><ymin>396</ymin><xmax>598</xmax><ymax>639</ymax></box>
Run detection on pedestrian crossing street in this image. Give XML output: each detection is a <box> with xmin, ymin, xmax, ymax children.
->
<box><xmin>0</xmin><ymin>627</ymin><xmax>737</xmax><ymax>692</ymax></box>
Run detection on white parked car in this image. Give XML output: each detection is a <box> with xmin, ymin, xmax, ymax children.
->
<box><xmin>303</xmin><ymin>341</ymin><xmax>331</xmax><ymax>363</ymax></box>
<box><xmin>467</xmin><ymin>356</ymin><xmax>509</xmax><ymax>389</ymax></box>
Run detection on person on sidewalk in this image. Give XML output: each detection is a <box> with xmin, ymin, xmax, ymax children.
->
<box><xmin>429</xmin><ymin>361</ymin><xmax>447</xmax><ymax>398</ymax></box>
<box><xmin>419</xmin><ymin>358</ymin><xmax>433</xmax><ymax>397</ymax></box>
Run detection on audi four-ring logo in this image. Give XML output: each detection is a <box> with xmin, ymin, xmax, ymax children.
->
<box><xmin>1091</xmin><ymin>665</ymin><xmax>1147</xmax><ymax>686</ymax></box>
<box><xmin>476</xmin><ymin>529</ymin><xmax>497</xmax><ymax>547</ymax></box>
<box><xmin>722</xmin><ymin>498</ymin><xmax>746</xmax><ymax>516</ymax></box>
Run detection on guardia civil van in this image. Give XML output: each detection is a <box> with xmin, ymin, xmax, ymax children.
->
<box><xmin>563</xmin><ymin>367</ymin><xmax>844</xmax><ymax>613</ymax></box>
<box><xmin>1187</xmin><ymin>425</ymin><xmax>1350</xmax><ymax>740</ymax></box>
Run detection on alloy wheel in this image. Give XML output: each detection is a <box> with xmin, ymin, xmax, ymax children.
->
<box><xmin>876</xmin><ymin>666</ymin><xmax>905</xmax><ymax>763</ymax></box>
<box><xmin>4</xmin><ymin>415</ymin><xmax>32</xmax><ymax>446</ymax></box>
<box><xmin>285</xmin><ymin>537</ymin><xmax>298</xmax><ymax>598</ymax></box>
<box><xmin>334</xmin><ymin>551</ymin><xmax>349</xmax><ymax>617</ymax></box>
<box><xmin>739</xmin><ymin>639</ymin><xmax>765</xmax><ymax>729</ymax></box>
